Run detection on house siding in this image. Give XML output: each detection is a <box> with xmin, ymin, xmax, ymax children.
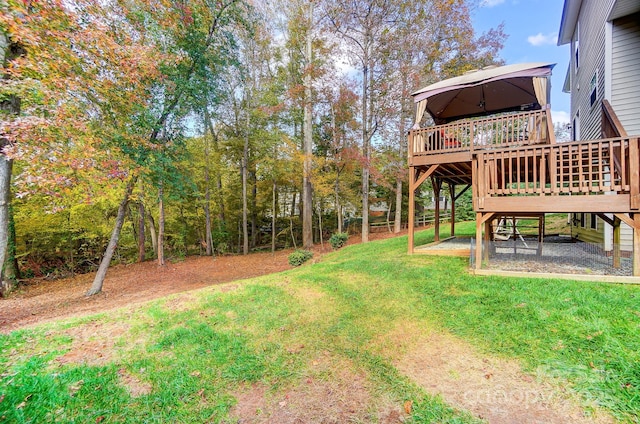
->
<box><xmin>571</xmin><ymin>215</ymin><xmax>633</xmax><ymax>252</ymax></box>
<box><xmin>572</xmin><ymin>214</ymin><xmax>604</xmax><ymax>246</ymax></box>
<box><xmin>569</xmin><ymin>0</ymin><xmax>616</xmax><ymax>141</ymax></box>
<box><xmin>611</xmin><ymin>12</ymin><xmax>640</xmax><ymax>135</ymax></box>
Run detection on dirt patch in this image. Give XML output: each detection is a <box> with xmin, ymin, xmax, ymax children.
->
<box><xmin>230</xmin><ymin>357</ymin><xmax>403</xmax><ymax>424</ymax></box>
<box><xmin>118</xmin><ymin>368</ymin><xmax>152</xmax><ymax>397</ymax></box>
<box><xmin>395</xmin><ymin>331</ymin><xmax>614</xmax><ymax>424</ymax></box>
<box><xmin>55</xmin><ymin>320</ymin><xmax>130</xmax><ymax>366</ymax></box>
<box><xmin>162</xmin><ymin>293</ymin><xmax>200</xmax><ymax>313</ymax></box>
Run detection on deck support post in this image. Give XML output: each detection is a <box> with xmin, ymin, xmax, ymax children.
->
<box><xmin>613</xmin><ymin>216</ymin><xmax>621</xmax><ymax>269</ymax></box>
<box><xmin>432</xmin><ymin>176</ymin><xmax>440</xmax><ymax>242</ymax></box>
<box><xmin>474</xmin><ymin>212</ymin><xmax>495</xmax><ymax>270</ymax></box>
<box><xmin>408</xmin><ymin>167</ymin><xmax>416</xmax><ymax>254</ymax></box>
<box><xmin>537</xmin><ymin>215</ymin><xmax>544</xmax><ymax>257</ymax></box>
<box><xmin>634</xmin><ymin>214</ymin><xmax>640</xmax><ymax>277</ymax></box>
<box><xmin>408</xmin><ymin>165</ymin><xmax>439</xmax><ymax>254</ymax></box>
<box><xmin>475</xmin><ymin>213</ymin><xmax>483</xmax><ymax>269</ymax></box>
<box><xmin>449</xmin><ymin>182</ymin><xmax>456</xmax><ymax>237</ymax></box>
<box><xmin>484</xmin><ymin>219</ymin><xmax>491</xmax><ymax>263</ymax></box>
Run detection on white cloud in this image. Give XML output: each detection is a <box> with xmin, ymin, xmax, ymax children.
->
<box><xmin>480</xmin><ymin>0</ymin><xmax>506</xmax><ymax>6</ymax></box>
<box><xmin>552</xmin><ymin>110</ymin><xmax>570</xmax><ymax>125</ymax></box>
<box><xmin>527</xmin><ymin>32</ymin><xmax>558</xmax><ymax>47</ymax></box>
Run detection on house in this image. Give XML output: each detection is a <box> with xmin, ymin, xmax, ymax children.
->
<box><xmin>558</xmin><ymin>0</ymin><xmax>640</xmax><ymax>252</ymax></box>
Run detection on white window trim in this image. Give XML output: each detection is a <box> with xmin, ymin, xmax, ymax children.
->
<box><xmin>574</xmin><ymin>21</ymin><xmax>580</xmax><ymax>73</ymax></box>
<box><xmin>590</xmin><ymin>70</ymin><xmax>598</xmax><ymax>108</ymax></box>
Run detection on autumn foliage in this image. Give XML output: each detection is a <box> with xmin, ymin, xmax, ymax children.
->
<box><xmin>0</xmin><ymin>0</ymin><xmax>504</xmax><ymax>287</ymax></box>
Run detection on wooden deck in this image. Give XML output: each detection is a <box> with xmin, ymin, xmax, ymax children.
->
<box><xmin>407</xmin><ymin>108</ymin><xmax>640</xmax><ymax>275</ymax></box>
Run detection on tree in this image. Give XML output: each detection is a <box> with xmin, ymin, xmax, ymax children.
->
<box><xmin>0</xmin><ymin>14</ymin><xmax>23</xmax><ymax>295</ymax></box>
<box><xmin>324</xmin><ymin>0</ymin><xmax>505</xmax><ymax>239</ymax></box>
<box><xmin>302</xmin><ymin>0</ymin><xmax>314</xmax><ymax>249</ymax></box>
<box><xmin>324</xmin><ymin>0</ymin><xmax>404</xmax><ymax>242</ymax></box>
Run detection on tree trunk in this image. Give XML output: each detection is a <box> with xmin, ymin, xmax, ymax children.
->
<box><xmin>86</xmin><ymin>178</ymin><xmax>136</xmax><ymax>296</ymax></box>
<box><xmin>290</xmin><ymin>191</ymin><xmax>297</xmax><ymax>218</ymax></box>
<box><xmin>250</xmin><ymin>168</ymin><xmax>257</xmax><ymax>248</ymax></box>
<box><xmin>335</xmin><ymin>181</ymin><xmax>343</xmax><ymax>234</ymax></box>
<box><xmin>394</xmin><ymin>179</ymin><xmax>403</xmax><ymax>233</ymax></box>
<box><xmin>361</xmin><ymin>59</ymin><xmax>370</xmax><ymax>243</ymax></box>
<box><xmin>242</xmin><ymin>115</ymin><xmax>249</xmax><ymax>255</ymax></box>
<box><xmin>8</xmin><ymin>204</ymin><xmax>19</xmax><ymax>279</ymax></box>
<box><xmin>317</xmin><ymin>200</ymin><xmax>323</xmax><ymax>249</ymax></box>
<box><xmin>147</xmin><ymin>211</ymin><xmax>158</xmax><ymax>256</ymax></box>
<box><xmin>272</xmin><ymin>179</ymin><xmax>277</xmax><ymax>253</ymax></box>
<box><xmin>2</xmin><ymin>199</ymin><xmax>19</xmax><ymax>290</ymax></box>
<box><xmin>302</xmin><ymin>0</ymin><xmax>314</xmax><ymax>249</ymax></box>
<box><xmin>0</xmin><ymin>32</ymin><xmax>20</xmax><ymax>296</ymax></box>
<box><xmin>137</xmin><ymin>180</ymin><xmax>146</xmax><ymax>262</ymax></box>
<box><xmin>157</xmin><ymin>180</ymin><xmax>165</xmax><ymax>266</ymax></box>
<box><xmin>203</xmin><ymin>111</ymin><xmax>213</xmax><ymax>256</ymax></box>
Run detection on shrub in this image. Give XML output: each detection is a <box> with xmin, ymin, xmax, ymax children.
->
<box><xmin>329</xmin><ymin>232</ymin><xmax>349</xmax><ymax>249</ymax></box>
<box><xmin>288</xmin><ymin>249</ymin><xmax>313</xmax><ymax>266</ymax></box>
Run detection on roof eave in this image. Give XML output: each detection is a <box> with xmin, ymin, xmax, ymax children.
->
<box><xmin>558</xmin><ymin>0</ymin><xmax>583</xmax><ymax>45</ymax></box>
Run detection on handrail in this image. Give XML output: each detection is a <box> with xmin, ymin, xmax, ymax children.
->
<box><xmin>475</xmin><ymin>136</ymin><xmax>639</xmax><ymax>199</ymax></box>
<box><xmin>409</xmin><ymin>109</ymin><xmax>551</xmax><ymax>158</ymax></box>
<box><xmin>602</xmin><ymin>99</ymin><xmax>627</xmax><ymax>137</ymax></box>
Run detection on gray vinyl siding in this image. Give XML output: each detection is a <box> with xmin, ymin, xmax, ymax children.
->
<box><xmin>620</xmin><ymin>223</ymin><xmax>633</xmax><ymax>250</ymax></box>
<box><xmin>611</xmin><ymin>12</ymin><xmax>640</xmax><ymax>135</ymax></box>
<box><xmin>570</xmin><ymin>0</ymin><xmax>615</xmax><ymax>141</ymax></box>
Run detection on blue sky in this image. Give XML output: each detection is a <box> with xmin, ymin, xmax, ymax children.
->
<box><xmin>473</xmin><ymin>0</ymin><xmax>570</xmax><ymax>124</ymax></box>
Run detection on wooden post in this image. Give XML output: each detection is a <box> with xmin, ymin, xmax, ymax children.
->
<box><xmin>408</xmin><ymin>167</ymin><xmax>416</xmax><ymax>254</ymax></box>
<box><xmin>512</xmin><ymin>216</ymin><xmax>517</xmax><ymax>254</ymax></box>
<box><xmin>475</xmin><ymin>212</ymin><xmax>483</xmax><ymax>270</ymax></box>
<box><xmin>537</xmin><ymin>214</ymin><xmax>544</xmax><ymax>257</ymax></box>
<box><xmin>613</xmin><ymin>217</ymin><xmax>621</xmax><ymax>269</ymax></box>
<box><xmin>433</xmin><ymin>177</ymin><xmax>440</xmax><ymax>242</ymax></box>
<box><xmin>449</xmin><ymin>182</ymin><xmax>456</xmax><ymax>237</ymax></box>
<box><xmin>408</xmin><ymin>165</ymin><xmax>439</xmax><ymax>254</ymax></box>
<box><xmin>484</xmin><ymin>219</ymin><xmax>491</xmax><ymax>263</ymax></box>
<box><xmin>634</xmin><ymin>214</ymin><xmax>640</xmax><ymax>277</ymax></box>
<box><xmin>630</xmin><ymin>138</ymin><xmax>639</xmax><ymax>210</ymax></box>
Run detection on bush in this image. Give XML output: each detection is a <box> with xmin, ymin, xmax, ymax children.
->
<box><xmin>329</xmin><ymin>232</ymin><xmax>348</xmax><ymax>249</ymax></box>
<box><xmin>288</xmin><ymin>249</ymin><xmax>313</xmax><ymax>266</ymax></box>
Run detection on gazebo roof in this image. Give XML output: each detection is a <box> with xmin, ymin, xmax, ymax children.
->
<box><xmin>412</xmin><ymin>62</ymin><xmax>555</xmax><ymax>124</ymax></box>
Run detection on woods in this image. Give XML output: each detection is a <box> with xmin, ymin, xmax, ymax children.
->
<box><xmin>0</xmin><ymin>0</ymin><xmax>505</xmax><ymax>295</ymax></box>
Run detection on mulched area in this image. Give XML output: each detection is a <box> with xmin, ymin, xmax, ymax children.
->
<box><xmin>0</xmin><ymin>229</ymin><xmax>406</xmax><ymax>333</ymax></box>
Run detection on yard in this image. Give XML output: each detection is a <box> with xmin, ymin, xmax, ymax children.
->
<box><xmin>1</xmin><ymin>224</ymin><xmax>638</xmax><ymax>423</ymax></box>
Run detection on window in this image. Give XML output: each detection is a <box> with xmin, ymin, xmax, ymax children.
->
<box><xmin>590</xmin><ymin>71</ymin><xmax>598</xmax><ymax>107</ymax></box>
<box><xmin>590</xmin><ymin>213</ymin><xmax>597</xmax><ymax>230</ymax></box>
<box><xmin>572</xmin><ymin>111</ymin><xmax>580</xmax><ymax>141</ymax></box>
<box><xmin>574</xmin><ymin>22</ymin><xmax>579</xmax><ymax>72</ymax></box>
<box><xmin>580</xmin><ymin>213</ymin><xmax>586</xmax><ymax>228</ymax></box>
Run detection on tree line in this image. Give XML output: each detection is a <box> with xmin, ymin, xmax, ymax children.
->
<box><xmin>0</xmin><ymin>0</ymin><xmax>505</xmax><ymax>295</ymax></box>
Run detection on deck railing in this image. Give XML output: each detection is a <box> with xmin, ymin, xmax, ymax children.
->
<box><xmin>409</xmin><ymin>109</ymin><xmax>551</xmax><ymax>158</ymax></box>
<box><xmin>475</xmin><ymin>136</ymin><xmax>639</xmax><ymax>199</ymax></box>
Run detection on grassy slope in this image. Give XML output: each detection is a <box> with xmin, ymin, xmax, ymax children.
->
<box><xmin>1</xmin><ymin>223</ymin><xmax>639</xmax><ymax>423</ymax></box>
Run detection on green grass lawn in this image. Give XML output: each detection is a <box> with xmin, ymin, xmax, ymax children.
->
<box><xmin>1</xmin><ymin>224</ymin><xmax>639</xmax><ymax>423</ymax></box>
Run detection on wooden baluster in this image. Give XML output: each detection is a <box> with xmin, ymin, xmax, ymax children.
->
<box><xmin>540</xmin><ymin>149</ymin><xmax>546</xmax><ymax>195</ymax></box>
<box><xmin>630</xmin><ymin>137</ymin><xmax>639</xmax><ymax>209</ymax></box>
